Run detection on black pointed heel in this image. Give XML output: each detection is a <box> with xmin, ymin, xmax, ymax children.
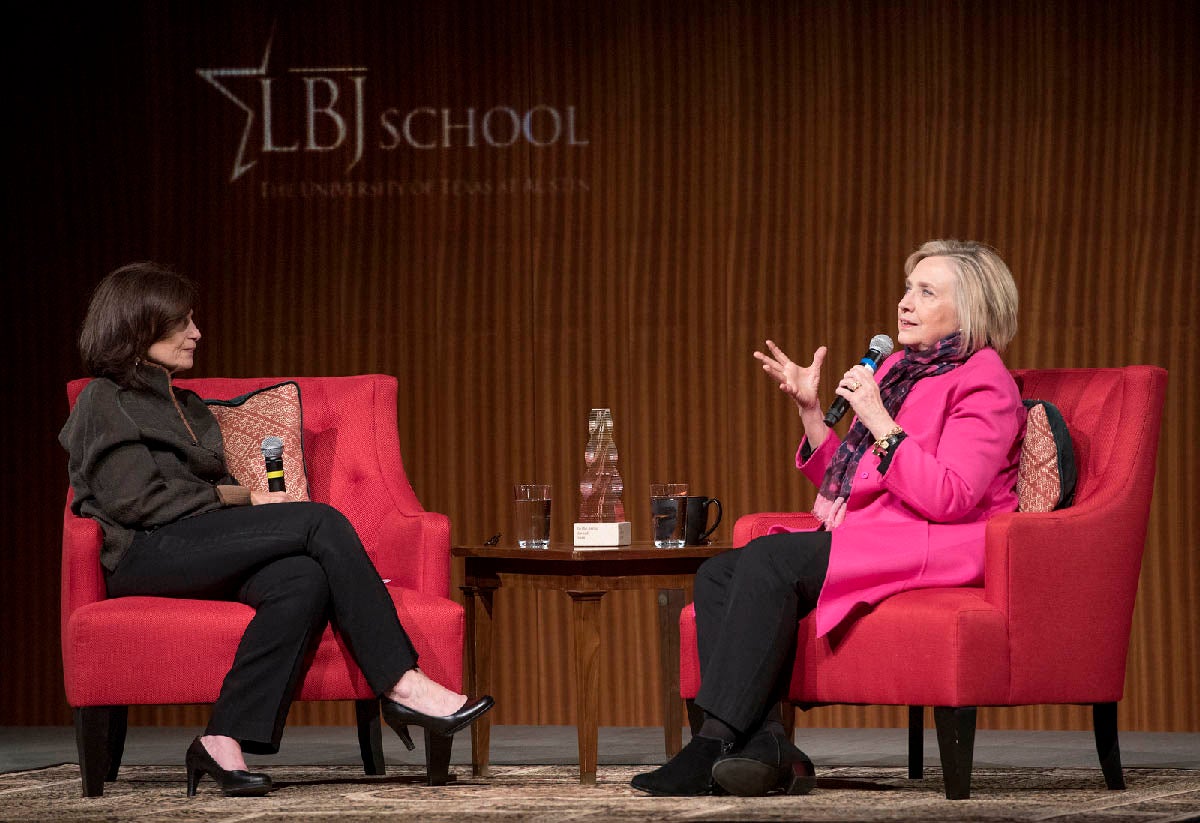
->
<box><xmin>381</xmin><ymin>695</ymin><xmax>495</xmax><ymax>741</ymax></box>
<box><xmin>185</xmin><ymin>737</ymin><xmax>272</xmax><ymax>797</ymax></box>
<box><xmin>393</xmin><ymin>723</ymin><xmax>415</xmax><ymax>751</ymax></box>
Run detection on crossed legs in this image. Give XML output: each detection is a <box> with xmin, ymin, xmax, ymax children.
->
<box><xmin>106</xmin><ymin>501</ymin><xmax>467</xmax><ymax>769</ymax></box>
<box><xmin>631</xmin><ymin>531</ymin><xmax>830</xmax><ymax>796</ymax></box>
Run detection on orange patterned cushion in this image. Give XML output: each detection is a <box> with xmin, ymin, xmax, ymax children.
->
<box><xmin>1016</xmin><ymin>400</ymin><xmax>1076</xmax><ymax>512</ymax></box>
<box><xmin>205</xmin><ymin>381</ymin><xmax>310</xmax><ymax>502</ymax></box>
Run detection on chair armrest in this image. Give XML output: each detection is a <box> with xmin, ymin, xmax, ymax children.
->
<box><xmin>983</xmin><ymin>489</ymin><xmax>1151</xmax><ymax>696</ymax></box>
<box><xmin>61</xmin><ymin>507</ymin><xmax>106</xmax><ymax>640</ymax></box>
<box><xmin>732</xmin><ymin>512</ymin><xmax>822</xmax><ymax>547</ymax></box>
<box><xmin>372</xmin><ymin>509</ymin><xmax>452</xmax><ymax>597</ymax></box>
<box><xmin>985</xmin><ymin>487</ymin><xmax>1151</xmax><ymax>627</ymax></box>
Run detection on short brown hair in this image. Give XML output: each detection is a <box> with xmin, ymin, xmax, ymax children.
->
<box><xmin>904</xmin><ymin>239</ymin><xmax>1019</xmax><ymax>355</ymax></box>
<box><xmin>79</xmin><ymin>262</ymin><xmax>196</xmax><ymax>388</ymax></box>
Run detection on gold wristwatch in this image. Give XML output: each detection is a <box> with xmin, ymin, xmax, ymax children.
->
<box><xmin>871</xmin><ymin>426</ymin><xmax>905</xmax><ymax>457</ymax></box>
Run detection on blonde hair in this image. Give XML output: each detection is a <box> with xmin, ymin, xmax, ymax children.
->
<box><xmin>904</xmin><ymin>239</ymin><xmax>1018</xmax><ymax>355</ymax></box>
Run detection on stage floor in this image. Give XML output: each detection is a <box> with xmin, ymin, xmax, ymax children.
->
<box><xmin>2</xmin><ymin>725</ymin><xmax>1197</xmax><ymax>774</ymax></box>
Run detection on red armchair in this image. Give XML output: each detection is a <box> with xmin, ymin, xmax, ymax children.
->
<box><xmin>62</xmin><ymin>374</ymin><xmax>463</xmax><ymax>797</ymax></box>
<box><xmin>679</xmin><ymin>365</ymin><xmax>1168</xmax><ymax>799</ymax></box>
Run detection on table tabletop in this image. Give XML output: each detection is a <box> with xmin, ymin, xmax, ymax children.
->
<box><xmin>453</xmin><ymin>540</ymin><xmax>731</xmax><ymax>562</ymax></box>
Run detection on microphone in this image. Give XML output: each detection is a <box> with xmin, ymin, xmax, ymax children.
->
<box><xmin>823</xmin><ymin>333</ymin><xmax>895</xmax><ymax>426</ymax></box>
<box><xmin>260</xmin><ymin>436</ymin><xmax>286</xmax><ymax>492</ymax></box>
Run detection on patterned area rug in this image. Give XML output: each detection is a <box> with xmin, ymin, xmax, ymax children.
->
<box><xmin>1</xmin><ymin>763</ymin><xmax>1198</xmax><ymax>822</ymax></box>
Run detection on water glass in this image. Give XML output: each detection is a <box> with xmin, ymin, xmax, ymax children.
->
<box><xmin>650</xmin><ymin>483</ymin><xmax>688</xmax><ymax>548</ymax></box>
<box><xmin>513</xmin><ymin>484</ymin><xmax>552</xmax><ymax>549</ymax></box>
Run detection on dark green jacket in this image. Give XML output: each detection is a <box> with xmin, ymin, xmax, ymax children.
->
<box><xmin>59</xmin><ymin>365</ymin><xmax>248</xmax><ymax>571</ymax></box>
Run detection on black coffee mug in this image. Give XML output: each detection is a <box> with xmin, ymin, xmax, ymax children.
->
<box><xmin>684</xmin><ymin>496</ymin><xmax>723</xmax><ymax>545</ymax></box>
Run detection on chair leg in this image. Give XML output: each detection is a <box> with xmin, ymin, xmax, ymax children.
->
<box><xmin>1093</xmin><ymin>702</ymin><xmax>1125</xmax><ymax>790</ymax></box>
<box><xmin>424</xmin><ymin>728</ymin><xmax>453</xmax><ymax>786</ymax></box>
<box><xmin>74</xmin><ymin>706</ymin><xmax>118</xmax><ymax>797</ymax></box>
<box><xmin>685</xmin><ymin>698</ymin><xmax>703</xmax><ymax>737</ymax></box>
<box><xmin>908</xmin><ymin>705</ymin><xmax>924</xmax><ymax>779</ymax></box>
<box><xmin>933</xmin><ymin>706</ymin><xmax>976</xmax><ymax>800</ymax></box>
<box><xmin>355</xmin><ymin>698</ymin><xmax>386</xmax><ymax>776</ymax></box>
<box><xmin>105</xmin><ymin>706</ymin><xmax>128</xmax><ymax>782</ymax></box>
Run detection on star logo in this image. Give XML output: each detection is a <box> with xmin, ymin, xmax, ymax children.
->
<box><xmin>197</xmin><ymin>27</ymin><xmax>369</xmax><ymax>182</ymax></box>
<box><xmin>195</xmin><ymin>30</ymin><xmax>277</xmax><ymax>183</ymax></box>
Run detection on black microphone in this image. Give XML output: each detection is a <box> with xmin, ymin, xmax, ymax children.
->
<box><xmin>823</xmin><ymin>334</ymin><xmax>896</xmax><ymax>426</ymax></box>
<box><xmin>260</xmin><ymin>435</ymin><xmax>286</xmax><ymax>492</ymax></box>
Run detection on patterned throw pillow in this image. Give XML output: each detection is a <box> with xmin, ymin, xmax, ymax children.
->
<box><xmin>1016</xmin><ymin>399</ymin><xmax>1076</xmax><ymax>512</ymax></box>
<box><xmin>205</xmin><ymin>381</ymin><xmax>310</xmax><ymax>502</ymax></box>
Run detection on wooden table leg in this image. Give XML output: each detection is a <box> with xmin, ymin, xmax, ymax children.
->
<box><xmin>567</xmin><ymin>589</ymin><xmax>606</xmax><ymax>785</ymax></box>
<box><xmin>657</xmin><ymin>588</ymin><xmax>685</xmax><ymax>758</ymax></box>
<box><xmin>461</xmin><ymin>581</ymin><xmax>496</xmax><ymax>777</ymax></box>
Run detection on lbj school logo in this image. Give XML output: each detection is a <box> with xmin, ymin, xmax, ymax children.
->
<box><xmin>197</xmin><ymin>31</ymin><xmax>589</xmax><ymax>183</ymax></box>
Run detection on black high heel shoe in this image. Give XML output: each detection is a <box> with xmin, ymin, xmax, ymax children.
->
<box><xmin>380</xmin><ymin>695</ymin><xmax>495</xmax><ymax>749</ymax></box>
<box><xmin>185</xmin><ymin>737</ymin><xmax>272</xmax><ymax>797</ymax></box>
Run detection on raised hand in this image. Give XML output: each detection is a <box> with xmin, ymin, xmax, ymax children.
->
<box><xmin>754</xmin><ymin>340</ymin><xmax>827</xmax><ymax>413</ymax></box>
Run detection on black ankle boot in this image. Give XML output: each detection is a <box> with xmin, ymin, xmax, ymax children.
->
<box><xmin>710</xmin><ymin>728</ymin><xmax>815</xmax><ymax>796</ymax></box>
<box><xmin>185</xmin><ymin>737</ymin><xmax>272</xmax><ymax>797</ymax></box>
<box><xmin>630</xmin><ymin>735</ymin><xmax>731</xmax><ymax>796</ymax></box>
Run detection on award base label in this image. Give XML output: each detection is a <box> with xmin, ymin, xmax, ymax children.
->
<box><xmin>573</xmin><ymin>521</ymin><xmax>632</xmax><ymax>546</ymax></box>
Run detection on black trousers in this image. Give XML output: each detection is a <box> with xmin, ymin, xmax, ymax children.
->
<box><xmin>105</xmin><ymin>502</ymin><xmax>418</xmax><ymax>754</ymax></box>
<box><xmin>693</xmin><ymin>531</ymin><xmax>831</xmax><ymax>735</ymax></box>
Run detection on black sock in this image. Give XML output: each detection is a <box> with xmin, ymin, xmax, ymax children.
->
<box><xmin>697</xmin><ymin>713</ymin><xmax>738</xmax><ymax>744</ymax></box>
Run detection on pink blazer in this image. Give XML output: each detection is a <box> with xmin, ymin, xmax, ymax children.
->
<box><xmin>784</xmin><ymin>347</ymin><xmax>1025</xmax><ymax>637</ymax></box>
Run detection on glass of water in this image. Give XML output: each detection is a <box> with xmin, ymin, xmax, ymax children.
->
<box><xmin>650</xmin><ymin>483</ymin><xmax>688</xmax><ymax>548</ymax></box>
<box><xmin>513</xmin><ymin>484</ymin><xmax>552</xmax><ymax>549</ymax></box>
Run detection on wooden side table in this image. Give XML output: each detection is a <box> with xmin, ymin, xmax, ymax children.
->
<box><xmin>454</xmin><ymin>541</ymin><xmax>730</xmax><ymax>784</ymax></box>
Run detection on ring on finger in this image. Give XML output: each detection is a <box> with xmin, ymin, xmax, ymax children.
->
<box><xmin>850</xmin><ymin>379</ymin><xmax>861</xmax><ymax>391</ymax></box>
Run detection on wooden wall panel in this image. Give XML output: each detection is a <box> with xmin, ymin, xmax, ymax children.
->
<box><xmin>2</xmin><ymin>0</ymin><xmax>1196</xmax><ymax>735</ymax></box>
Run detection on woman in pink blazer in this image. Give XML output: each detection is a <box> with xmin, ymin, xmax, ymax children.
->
<box><xmin>632</xmin><ymin>239</ymin><xmax>1023</xmax><ymax>798</ymax></box>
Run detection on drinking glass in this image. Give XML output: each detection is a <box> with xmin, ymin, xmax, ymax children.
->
<box><xmin>513</xmin><ymin>484</ymin><xmax>552</xmax><ymax>549</ymax></box>
<box><xmin>650</xmin><ymin>482</ymin><xmax>688</xmax><ymax>548</ymax></box>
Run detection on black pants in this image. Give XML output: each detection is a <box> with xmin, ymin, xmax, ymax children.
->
<box><xmin>105</xmin><ymin>502</ymin><xmax>418</xmax><ymax>754</ymax></box>
<box><xmin>693</xmin><ymin>531</ymin><xmax>831</xmax><ymax>735</ymax></box>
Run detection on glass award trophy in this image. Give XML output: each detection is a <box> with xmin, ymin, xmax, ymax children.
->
<box><xmin>574</xmin><ymin>408</ymin><xmax>632</xmax><ymax>546</ymax></box>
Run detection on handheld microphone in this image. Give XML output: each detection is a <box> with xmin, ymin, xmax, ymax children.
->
<box><xmin>260</xmin><ymin>435</ymin><xmax>286</xmax><ymax>492</ymax></box>
<box><xmin>823</xmin><ymin>333</ymin><xmax>895</xmax><ymax>426</ymax></box>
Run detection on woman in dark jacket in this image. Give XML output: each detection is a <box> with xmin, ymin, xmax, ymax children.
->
<box><xmin>60</xmin><ymin>262</ymin><xmax>494</xmax><ymax>797</ymax></box>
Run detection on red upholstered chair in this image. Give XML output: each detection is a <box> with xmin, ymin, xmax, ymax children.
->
<box><xmin>62</xmin><ymin>374</ymin><xmax>462</xmax><ymax>797</ymax></box>
<box><xmin>679</xmin><ymin>365</ymin><xmax>1168</xmax><ymax>799</ymax></box>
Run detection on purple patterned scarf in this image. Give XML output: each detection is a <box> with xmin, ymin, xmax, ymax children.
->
<box><xmin>814</xmin><ymin>332</ymin><xmax>966</xmax><ymax>522</ymax></box>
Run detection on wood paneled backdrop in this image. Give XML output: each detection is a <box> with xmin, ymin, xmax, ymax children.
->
<box><xmin>3</xmin><ymin>0</ymin><xmax>1196</xmax><ymax>735</ymax></box>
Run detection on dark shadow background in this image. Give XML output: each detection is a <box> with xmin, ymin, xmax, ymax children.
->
<box><xmin>3</xmin><ymin>0</ymin><xmax>1196</xmax><ymax>732</ymax></box>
